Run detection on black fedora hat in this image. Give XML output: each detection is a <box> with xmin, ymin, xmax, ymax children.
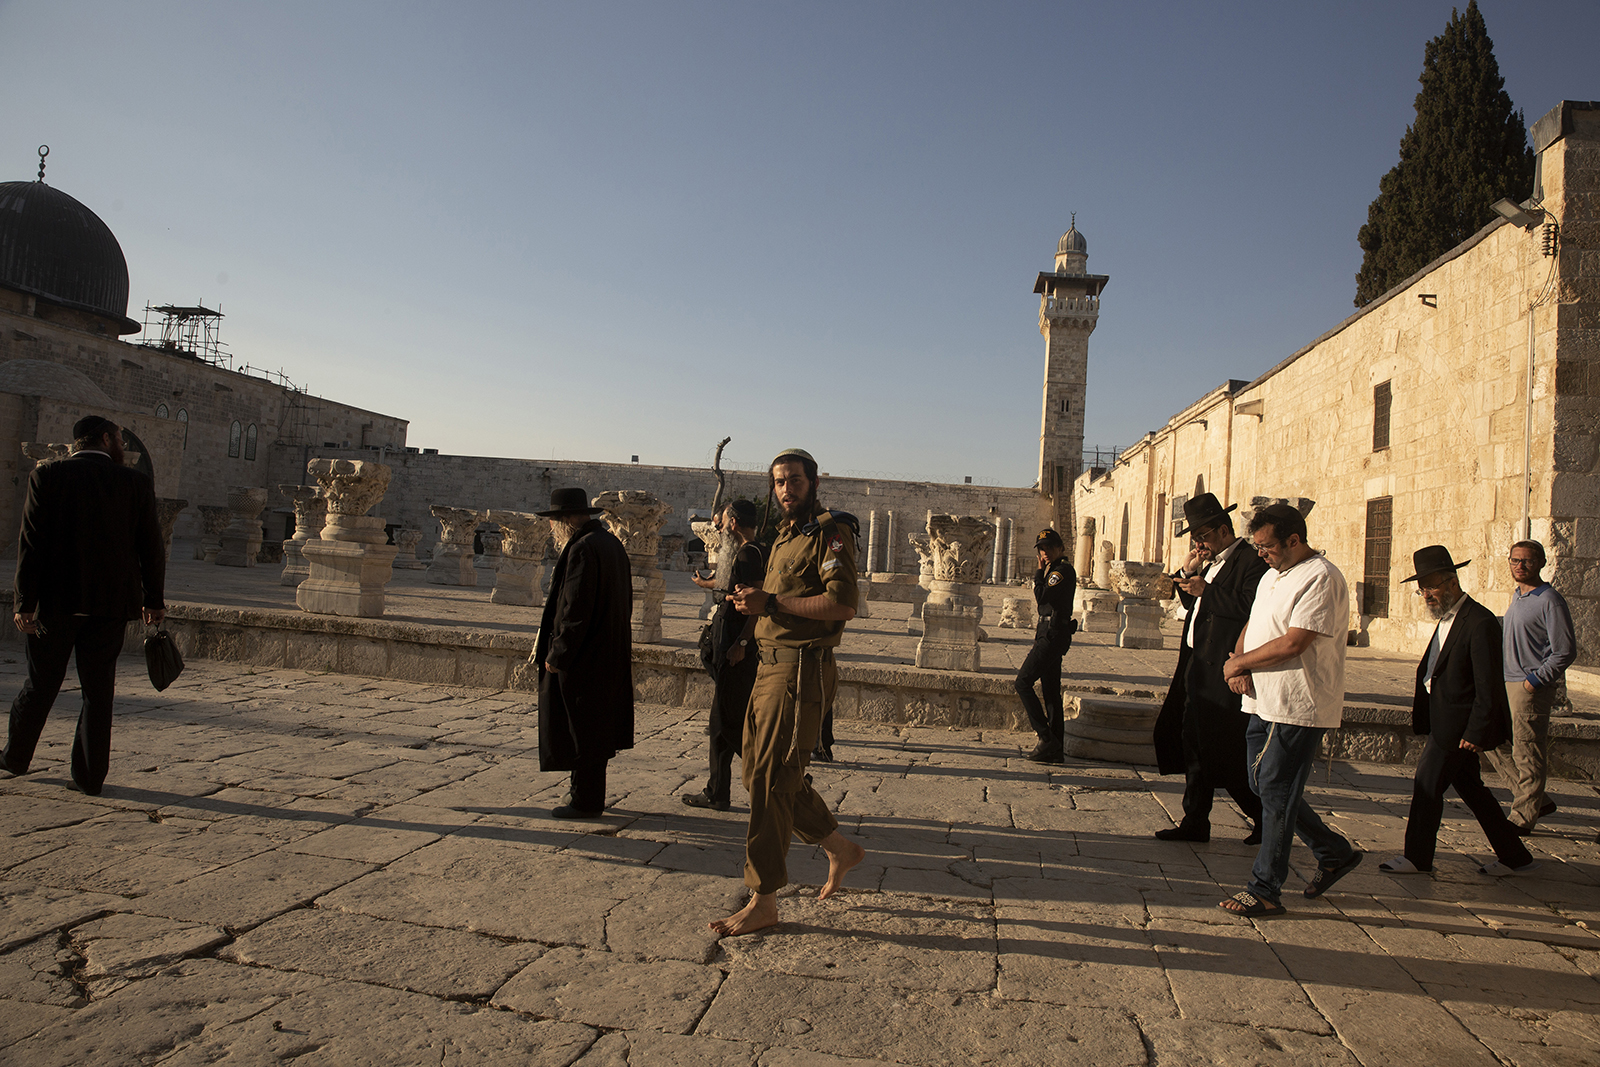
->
<box><xmin>1402</xmin><ymin>545</ymin><xmax>1470</xmax><ymax>583</ymax></box>
<box><xmin>1175</xmin><ymin>493</ymin><xmax>1237</xmax><ymax>537</ymax></box>
<box><xmin>535</xmin><ymin>487</ymin><xmax>605</xmax><ymax>518</ymax></box>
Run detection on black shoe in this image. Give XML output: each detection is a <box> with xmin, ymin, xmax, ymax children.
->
<box><xmin>1243</xmin><ymin>825</ymin><xmax>1263</xmax><ymax>846</ymax></box>
<box><xmin>682</xmin><ymin>792</ymin><xmax>731</xmax><ymax>812</ymax></box>
<box><xmin>551</xmin><ymin>805</ymin><xmax>603</xmax><ymax>819</ymax></box>
<box><xmin>0</xmin><ymin>752</ymin><xmax>27</xmax><ymax>777</ymax></box>
<box><xmin>1025</xmin><ymin>740</ymin><xmax>1063</xmax><ymax>764</ymax></box>
<box><xmin>1155</xmin><ymin>824</ymin><xmax>1210</xmax><ymax>843</ymax></box>
<box><xmin>1304</xmin><ymin>850</ymin><xmax>1364</xmax><ymax>899</ymax></box>
<box><xmin>811</xmin><ymin>745</ymin><xmax>834</xmax><ymax>763</ymax></box>
<box><xmin>73</xmin><ymin>777</ymin><xmax>102</xmax><ymax>797</ymax></box>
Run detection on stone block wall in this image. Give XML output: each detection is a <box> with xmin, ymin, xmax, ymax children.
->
<box><xmin>0</xmin><ymin>316</ymin><xmax>408</xmax><ymax>542</ymax></box>
<box><xmin>287</xmin><ymin>444</ymin><xmax>1054</xmax><ymax>578</ymax></box>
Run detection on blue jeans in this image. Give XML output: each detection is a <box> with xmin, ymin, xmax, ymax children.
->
<box><xmin>1245</xmin><ymin>716</ymin><xmax>1354</xmax><ymax>903</ymax></box>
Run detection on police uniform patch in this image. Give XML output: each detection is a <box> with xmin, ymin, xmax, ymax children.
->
<box><xmin>829</xmin><ymin>536</ymin><xmax>843</xmax><ymax>553</ymax></box>
<box><xmin>1047</xmin><ymin>572</ymin><xmax>1061</xmax><ymax>586</ymax></box>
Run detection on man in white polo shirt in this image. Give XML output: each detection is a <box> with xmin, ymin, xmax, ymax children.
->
<box><xmin>1217</xmin><ymin>503</ymin><xmax>1361</xmax><ymax>917</ymax></box>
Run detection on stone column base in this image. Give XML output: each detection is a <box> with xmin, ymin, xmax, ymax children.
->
<box><xmin>633</xmin><ymin>572</ymin><xmax>665</xmax><ymax>644</ymax></box>
<box><xmin>280</xmin><ymin>540</ymin><xmax>309</xmax><ymax>586</ymax></box>
<box><xmin>1116</xmin><ymin>598</ymin><xmax>1164</xmax><ymax>649</ymax></box>
<box><xmin>997</xmin><ymin>596</ymin><xmax>1033</xmax><ymax>628</ymax></box>
<box><xmin>216</xmin><ymin>531</ymin><xmax>264</xmax><ymax>568</ymax></box>
<box><xmin>427</xmin><ymin>545</ymin><xmax>477</xmax><ymax>586</ymax></box>
<box><xmin>1063</xmin><ymin>695</ymin><xmax>1159</xmax><ymax>765</ymax></box>
<box><xmin>297</xmin><ymin>540</ymin><xmax>399</xmax><ymax>618</ymax></box>
<box><xmin>1075</xmin><ymin>589</ymin><xmax>1120</xmax><ymax>633</ymax></box>
<box><xmin>914</xmin><ymin>583</ymin><xmax>983</xmax><ymax>672</ymax></box>
<box><xmin>491</xmin><ymin>558</ymin><xmax>544</xmax><ymax>607</ymax></box>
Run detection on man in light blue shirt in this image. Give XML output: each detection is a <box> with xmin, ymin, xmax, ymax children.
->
<box><xmin>1501</xmin><ymin>541</ymin><xmax>1576</xmax><ymax>834</ymax></box>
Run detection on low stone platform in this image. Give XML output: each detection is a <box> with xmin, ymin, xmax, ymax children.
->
<box><xmin>26</xmin><ymin>549</ymin><xmax>1599</xmax><ymax>777</ymax></box>
<box><xmin>0</xmin><ymin>659</ymin><xmax>1596</xmax><ymax>1065</ymax></box>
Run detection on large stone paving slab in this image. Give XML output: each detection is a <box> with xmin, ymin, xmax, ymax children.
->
<box><xmin>0</xmin><ymin>658</ymin><xmax>1597</xmax><ymax>1064</ymax></box>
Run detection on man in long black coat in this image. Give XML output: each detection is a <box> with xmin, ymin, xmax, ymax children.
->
<box><xmin>1378</xmin><ymin>546</ymin><xmax>1534</xmax><ymax>876</ymax></box>
<box><xmin>3</xmin><ymin>415</ymin><xmax>165</xmax><ymax>796</ymax></box>
<box><xmin>1152</xmin><ymin>494</ymin><xmax>1266</xmax><ymax>843</ymax></box>
<box><xmin>534</xmin><ymin>487</ymin><xmax>634</xmax><ymax>819</ymax></box>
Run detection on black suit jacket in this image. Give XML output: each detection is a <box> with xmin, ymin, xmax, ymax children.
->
<box><xmin>13</xmin><ymin>451</ymin><xmax>165</xmax><ymax>621</ymax></box>
<box><xmin>1412</xmin><ymin>596</ymin><xmax>1512</xmax><ymax>750</ymax></box>
<box><xmin>1153</xmin><ymin>539</ymin><xmax>1268</xmax><ymax>774</ymax></box>
<box><xmin>536</xmin><ymin>518</ymin><xmax>635</xmax><ymax>772</ymax></box>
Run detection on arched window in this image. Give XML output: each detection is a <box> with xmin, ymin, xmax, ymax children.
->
<box><xmin>244</xmin><ymin>423</ymin><xmax>258</xmax><ymax>461</ymax></box>
<box><xmin>1119</xmin><ymin>503</ymin><xmax>1131</xmax><ymax>560</ymax></box>
<box><xmin>155</xmin><ymin>403</ymin><xmax>169</xmax><ymax>419</ymax></box>
<box><xmin>228</xmin><ymin>420</ymin><xmax>242</xmax><ymax>458</ymax></box>
<box><xmin>177</xmin><ymin>408</ymin><xmax>188</xmax><ymax>449</ymax></box>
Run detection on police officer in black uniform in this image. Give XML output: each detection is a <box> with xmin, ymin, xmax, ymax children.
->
<box><xmin>1015</xmin><ymin>528</ymin><xmax>1077</xmax><ymax>763</ymax></box>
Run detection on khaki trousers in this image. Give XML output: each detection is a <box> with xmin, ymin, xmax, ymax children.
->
<box><xmin>1503</xmin><ymin>682</ymin><xmax>1556</xmax><ymax>828</ymax></box>
<box><xmin>741</xmin><ymin>648</ymin><xmax>839</xmax><ymax>893</ymax></box>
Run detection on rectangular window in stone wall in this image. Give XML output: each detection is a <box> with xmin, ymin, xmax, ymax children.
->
<box><xmin>1373</xmin><ymin>380</ymin><xmax>1392</xmax><ymax>451</ymax></box>
<box><xmin>1363</xmin><ymin>496</ymin><xmax>1392</xmax><ymax>618</ymax></box>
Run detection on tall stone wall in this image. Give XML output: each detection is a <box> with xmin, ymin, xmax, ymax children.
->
<box><xmin>0</xmin><ymin>309</ymin><xmax>408</xmax><ymax>540</ymax></box>
<box><xmin>1073</xmin><ymin>100</ymin><xmax>1600</xmax><ymax>663</ymax></box>
<box><xmin>280</xmin><ymin>444</ymin><xmax>1053</xmax><ymax>577</ymax></box>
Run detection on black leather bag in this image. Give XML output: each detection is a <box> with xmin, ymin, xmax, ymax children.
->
<box><xmin>144</xmin><ymin>630</ymin><xmax>185</xmax><ymax>692</ymax></box>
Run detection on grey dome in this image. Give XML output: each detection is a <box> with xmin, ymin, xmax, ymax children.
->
<box><xmin>1057</xmin><ymin>224</ymin><xmax>1087</xmax><ymax>256</ymax></box>
<box><xmin>0</xmin><ymin>180</ymin><xmax>139</xmax><ymax>333</ymax></box>
<box><xmin>0</xmin><ymin>358</ymin><xmax>115</xmax><ymax>406</ymax></box>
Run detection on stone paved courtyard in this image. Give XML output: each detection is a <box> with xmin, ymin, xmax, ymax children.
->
<box><xmin>1</xmin><ymin>656</ymin><xmax>1598</xmax><ymax>1065</ymax></box>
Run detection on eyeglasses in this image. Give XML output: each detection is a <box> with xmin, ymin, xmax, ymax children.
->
<box><xmin>1508</xmin><ymin>557</ymin><xmax>1539</xmax><ymax>567</ymax></box>
<box><xmin>1252</xmin><ymin>539</ymin><xmax>1282</xmax><ymax>555</ymax></box>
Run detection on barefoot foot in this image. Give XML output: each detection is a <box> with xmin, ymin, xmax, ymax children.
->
<box><xmin>709</xmin><ymin>892</ymin><xmax>779</xmax><ymax>936</ymax></box>
<box><xmin>818</xmin><ymin>832</ymin><xmax>866</xmax><ymax>900</ymax></box>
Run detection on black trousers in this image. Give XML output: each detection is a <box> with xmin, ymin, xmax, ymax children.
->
<box><xmin>1179</xmin><ymin>700</ymin><xmax>1263</xmax><ymax>829</ymax></box>
<box><xmin>4</xmin><ymin>615</ymin><xmax>127</xmax><ymax>792</ymax></box>
<box><xmin>569</xmin><ymin>758</ymin><xmax>608</xmax><ymax>813</ymax></box>
<box><xmin>1404</xmin><ymin>736</ymin><xmax>1532</xmax><ymax>871</ymax></box>
<box><xmin>1014</xmin><ymin>638</ymin><xmax>1065</xmax><ymax>742</ymax></box>
<box><xmin>705</xmin><ymin>652</ymin><xmax>756</xmax><ymax>803</ymax></box>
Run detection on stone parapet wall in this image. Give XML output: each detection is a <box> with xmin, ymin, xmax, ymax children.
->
<box><xmin>110</xmin><ymin>601</ymin><xmax>1600</xmax><ymax>778</ymax></box>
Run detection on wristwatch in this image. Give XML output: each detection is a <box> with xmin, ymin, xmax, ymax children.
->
<box><xmin>738</xmin><ymin>638</ymin><xmax>749</xmax><ymax>647</ymax></box>
<box><xmin>763</xmin><ymin>595</ymin><xmax>779</xmax><ymax>617</ymax></box>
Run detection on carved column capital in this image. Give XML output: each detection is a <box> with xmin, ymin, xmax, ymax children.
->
<box><xmin>926</xmin><ymin>515</ymin><xmax>997</xmax><ymax>583</ymax></box>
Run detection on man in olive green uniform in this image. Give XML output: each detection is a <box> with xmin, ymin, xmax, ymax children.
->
<box><xmin>710</xmin><ymin>448</ymin><xmax>867</xmax><ymax>936</ymax></box>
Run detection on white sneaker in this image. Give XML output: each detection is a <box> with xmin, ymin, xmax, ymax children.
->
<box><xmin>1479</xmin><ymin>860</ymin><xmax>1540</xmax><ymax>876</ymax></box>
<box><xmin>1378</xmin><ymin>855</ymin><xmax>1424</xmax><ymax>874</ymax></box>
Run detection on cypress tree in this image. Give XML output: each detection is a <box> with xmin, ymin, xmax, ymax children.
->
<box><xmin>1353</xmin><ymin>1</ymin><xmax>1534</xmax><ymax>307</ymax></box>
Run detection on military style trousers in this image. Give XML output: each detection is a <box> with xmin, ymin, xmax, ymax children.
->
<box><xmin>741</xmin><ymin>645</ymin><xmax>839</xmax><ymax>894</ymax></box>
<box><xmin>1503</xmin><ymin>682</ymin><xmax>1556</xmax><ymax>829</ymax></box>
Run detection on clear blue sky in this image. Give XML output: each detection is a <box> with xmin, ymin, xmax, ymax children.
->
<box><xmin>3</xmin><ymin>1</ymin><xmax>1596</xmax><ymax>485</ymax></box>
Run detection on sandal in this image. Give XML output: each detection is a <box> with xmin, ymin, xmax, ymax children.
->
<box><xmin>1217</xmin><ymin>890</ymin><xmax>1286</xmax><ymax>918</ymax></box>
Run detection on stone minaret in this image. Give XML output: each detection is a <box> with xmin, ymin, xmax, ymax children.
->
<box><xmin>1032</xmin><ymin>216</ymin><xmax>1108</xmax><ymax>533</ymax></box>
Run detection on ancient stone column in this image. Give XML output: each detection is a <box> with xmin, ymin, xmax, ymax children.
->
<box><xmin>427</xmin><ymin>506</ymin><xmax>485</xmax><ymax>586</ymax></box>
<box><xmin>915</xmin><ymin>515</ymin><xmax>995</xmax><ymax>672</ymax></box>
<box><xmin>866</xmin><ymin>510</ymin><xmax>880</xmax><ymax>574</ymax></box>
<box><xmin>990</xmin><ymin>516</ymin><xmax>1005</xmax><ymax>584</ymax></box>
<box><xmin>1094</xmin><ymin>539</ymin><xmax>1114</xmax><ymax>589</ymax></box>
<box><xmin>690</xmin><ymin>518</ymin><xmax>721</xmax><ymax>621</ymax></box>
<box><xmin>883</xmin><ymin>510</ymin><xmax>897</xmax><ymax>574</ymax></box>
<box><xmin>474</xmin><ymin>529</ymin><xmax>503</xmax><ymax>574</ymax></box>
<box><xmin>392</xmin><ymin>529</ymin><xmax>426</xmax><ymax>570</ymax></box>
<box><xmin>156</xmin><ymin>498</ymin><xmax>188</xmax><ymax>562</ymax></box>
<box><xmin>278</xmin><ymin>484</ymin><xmax>326</xmax><ymax>586</ymax></box>
<box><xmin>905</xmin><ymin>531</ymin><xmax>933</xmax><ymax>634</ymax></box>
<box><xmin>1003</xmin><ymin>518</ymin><xmax>1016</xmax><ymax>582</ymax></box>
<box><xmin>1076</xmin><ymin>517</ymin><xmax>1096</xmax><ymax>585</ymax></box>
<box><xmin>196</xmin><ymin>505</ymin><xmax>232</xmax><ymax>562</ymax></box>
<box><xmin>596</xmin><ymin>490</ymin><xmax>672</xmax><ymax>643</ymax></box>
<box><xmin>1110</xmin><ymin>561</ymin><xmax>1170</xmax><ymax>650</ymax></box>
<box><xmin>215</xmin><ymin>486</ymin><xmax>268</xmax><ymax>567</ymax></box>
<box><xmin>297</xmin><ymin>459</ymin><xmax>397</xmax><ymax>618</ymax></box>
<box><xmin>487</xmin><ymin>509</ymin><xmax>551</xmax><ymax>607</ymax></box>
